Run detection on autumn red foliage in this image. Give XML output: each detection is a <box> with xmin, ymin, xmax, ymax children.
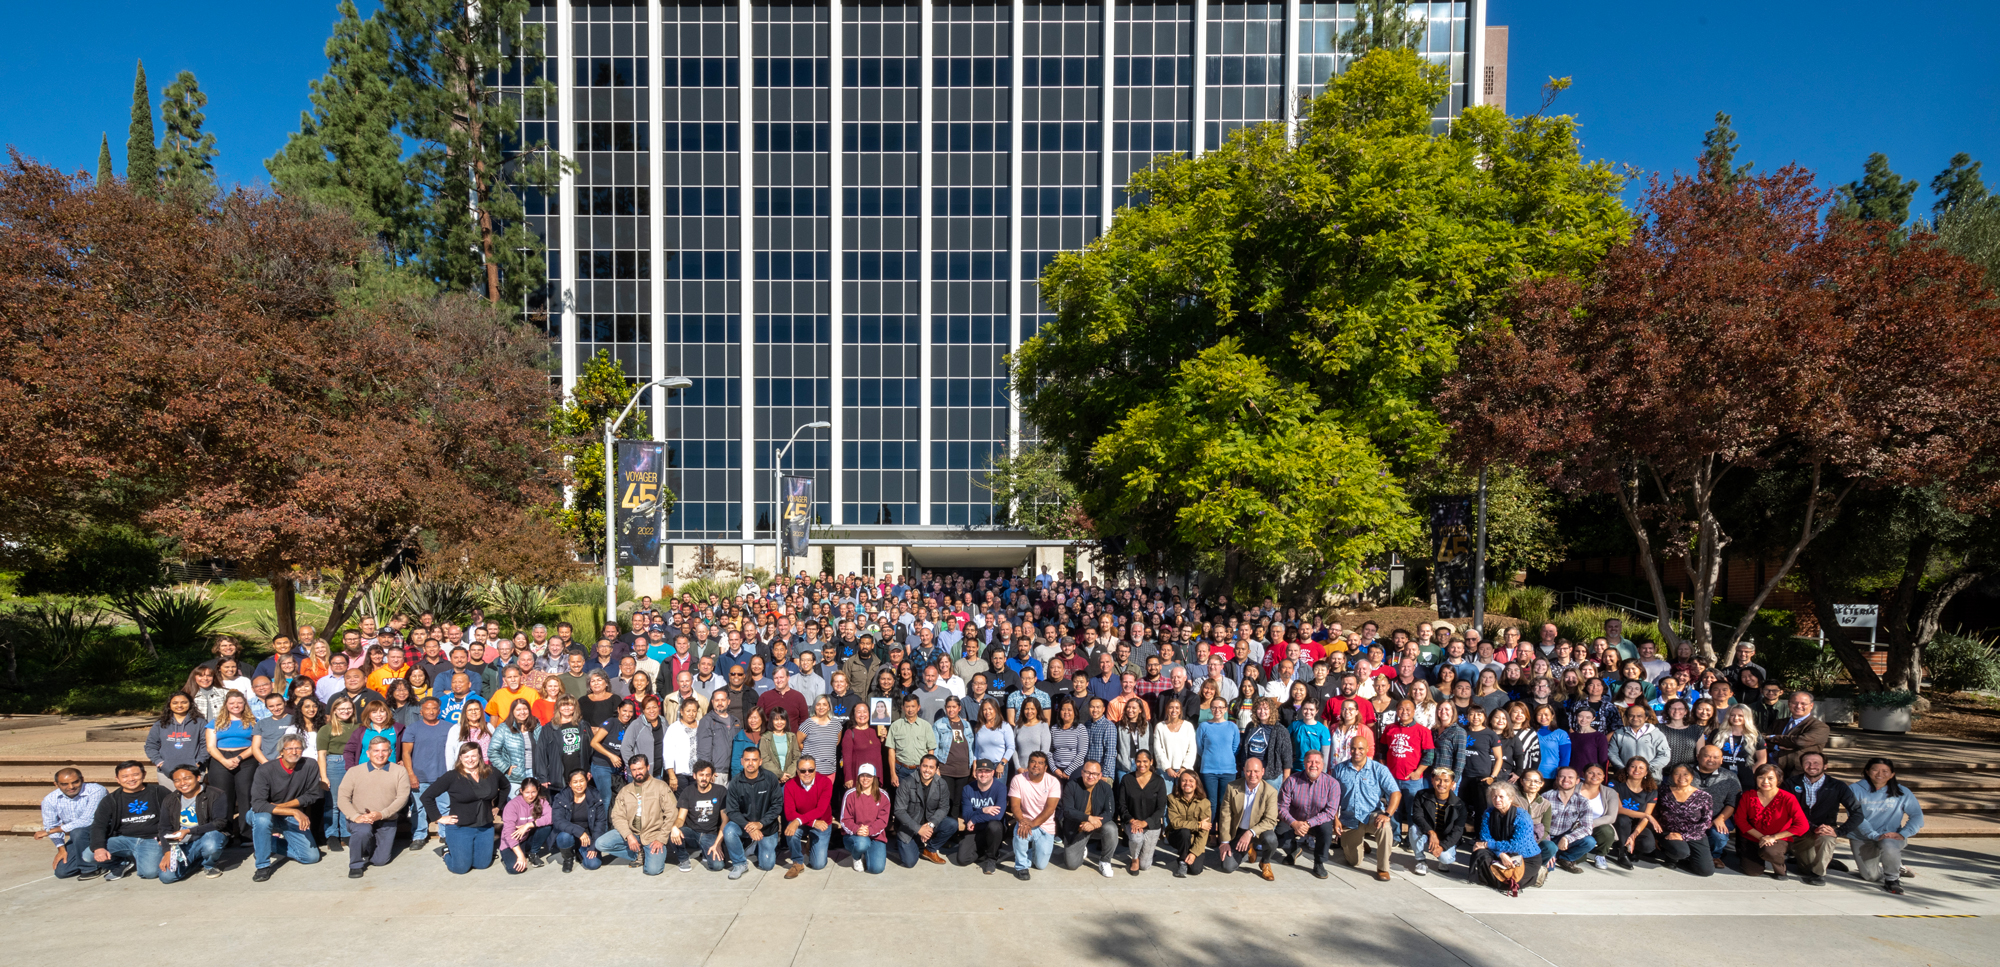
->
<box><xmin>1440</xmin><ymin>158</ymin><xmax>2000</xmax><ymax>659</ymax></box>
<box><xmin>0</xmin><ymin>153</ymin><xmax>573</xmax><ymax>635</ymax></box>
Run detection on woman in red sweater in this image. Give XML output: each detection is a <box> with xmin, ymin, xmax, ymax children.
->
<box><xmin>1735</xmin><ymin>763</ymin><xmax>1809</xmax><ymax>879</ymax></box>
<box><xmin>783</xmin><ymin>755</ymin><xmax>835</xmax><ymax>877</ymax></box>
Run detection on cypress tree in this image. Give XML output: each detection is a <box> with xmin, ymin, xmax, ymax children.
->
<box><xmin>96</xmin><ymin>134</ymin><xmax>114</xmax><ymax>185</ymax></box>
<box><xmin>159</xmin><ymin>70</ymin><xmax>219</xmax><ymax>194</ymax></box>
<box><xmin>126</xmin><ymin>60</ymin><xmax>157</xmax><ymax>194</ymax></box>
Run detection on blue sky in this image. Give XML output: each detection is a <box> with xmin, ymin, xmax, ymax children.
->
<box><xmin>1</xmin><ymin>2</ymin><xmax>1995</xmax><ymax>218</ymax></box>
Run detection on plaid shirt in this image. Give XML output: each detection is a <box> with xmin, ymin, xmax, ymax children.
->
<box><xmin>1542</xmin><ymin>788</ymin><xmax>1595</xmax><ymax>843</ymax></box>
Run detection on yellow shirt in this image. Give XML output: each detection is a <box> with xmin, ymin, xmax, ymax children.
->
<box><xmin>486</xmin><ymin>686</ymin><xmax>539</xmax><ymax>719</ymax></box>
<box><xmin>366</xmin><ymin>665</ymin><xmax>408</xmax><ymax>695</ymax></box>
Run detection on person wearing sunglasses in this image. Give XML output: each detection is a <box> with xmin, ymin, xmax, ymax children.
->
<box><xmin>782</xmin><ymin>755</ymin><xmax>835</xmax><ymax>877</ymax></box>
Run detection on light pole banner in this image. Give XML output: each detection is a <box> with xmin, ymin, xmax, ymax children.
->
<box><xmin>615</xmin><ymin>440</ymin><xmax>665</xmax><ymax>567</ymax></box>
<box><xmin>1430</xmin><ymin>495</ymin><xmax>1477</xmax><ymax>620</ymax></box>
<box><xmin>781</xmin><ymin>474</ymin><xmax>814</xmax><ymax>559</ymax></box>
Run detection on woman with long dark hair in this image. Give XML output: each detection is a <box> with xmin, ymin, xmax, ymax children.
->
<box><xmin>500</xmin><ymin>774</ymin><xmax>556</xmax><ymax>872</ymax></box>
<box><xmin>1847</xmin><ymin>756</ymin><xmax>1924</xmax><ymax>894</ymax></box>
<box><xmin>1654</xmin><ymin>763</ymin><xmax>1716</xmax><ymax>876</ymax></box>
<box><xmin>426</xmin><ymin>742</ymin><xmax>506</xmax><ymax>873</ymax></box>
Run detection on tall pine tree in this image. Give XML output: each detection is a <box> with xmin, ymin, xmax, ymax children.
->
<box><xmin>159</xmin><ymin>71</ymin><xmax>219</xmax><ymax>194</ymax></box>
<box><xmin>96</xmin><ymin>134</ymin><xmax>114</xmax><ymax>185</ymax></box>
<box><xmin>1698</xmin><ymin>111</ymin><xmax>1754</xmax><ymax>185</ymax></box>
<box><xmin>269</xmin><ymin>0</ymin><xmax>568</xmax><ymax>306</ymax></box>
<box><xmin>267</xmin><ymin>0</ymin><xmax>424</xmax><ymax>260</ymax></box>
<box><xmin>1931</xmin><ymin>153</ymin><xmax>1988</xmax><ymax>218</ymax></box>
<box><xmin>1835</xmin><ymin>153</ymin><xmax>1919</xmax><ymax>226</ymax></box>
<box><xmin>126</xmin><ymin>60</ymin><xmax>158</xmax><ymax>195</ymax></box>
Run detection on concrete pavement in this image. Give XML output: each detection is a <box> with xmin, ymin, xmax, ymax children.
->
<box><xmin>3</xmin><ymin>835</ymin><xmax>1995</xmax><ymax>967</ymax></box>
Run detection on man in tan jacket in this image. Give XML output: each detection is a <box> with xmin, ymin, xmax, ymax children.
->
<box><xmin>336</xmin><ymin>735</ymin><xmax>411</xmax><ymax>878</ymax></box>
<box><xmin>1216</xmin><ymin>757</ymin><xmax>1281</xmax><ymax>880</ymax></box>
<box><xmin>607</xmin><ymin>754</ymin><xmax>681</xmax><ymax>875</ymax></box>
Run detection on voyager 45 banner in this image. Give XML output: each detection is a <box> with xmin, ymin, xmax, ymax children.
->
<box><xmin>615</xmin><ymin>440</ymin><xmax>665</xmax><ymax>567</ymax></box>
<box><xmin>781</xmin><ymin>474</ymin><xmax>813</xmax><ymax>559</ymax></box>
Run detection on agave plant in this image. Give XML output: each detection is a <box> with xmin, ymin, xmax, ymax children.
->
<box><xmin>394</xmin><ymin>577</ymin><xmax>483</xmax><ymax>624</ymax></box>
<box><xmin>130</xmin><ymin>588</ymin><xmax>229</xmax><ymax>658</ymax></box>
<box><xmin>0</xmin><ymin>598</ymin><xmax>112</xmax><ymax>686</ymax></box>
<box><xmin>484</xmin><ymin>581</ymin><xmax>554</xmax><ymax>635</ymax></box>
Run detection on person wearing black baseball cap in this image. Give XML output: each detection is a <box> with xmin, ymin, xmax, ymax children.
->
<box><xmin>960</xmin><ymin>758</ymin><xmax>1008</xmax><ymax>874</ymax></box>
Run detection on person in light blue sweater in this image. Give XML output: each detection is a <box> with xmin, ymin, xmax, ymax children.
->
<box><xmin>1847</xmin><ymin>757</ymin><xmax>1923</xmax><ymax>894</ymax></box>
<box><xmin>1193</xmin><ymin>704</ymin><xmax>1241</xmax><ymax>809</ymax></box>
<box><xmin>1288</xmin><ymin>703</ymin><xmax>1332</xmax><ymax>775</ymax></box>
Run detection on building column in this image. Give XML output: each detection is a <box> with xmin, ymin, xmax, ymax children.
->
<box><xmin>1007</xmin><ymin>0</ymin><xmax>1024</xmax><ymax>459</ymax></box>
<box><xmin>828</xmin><ymin>0</ymin><xmax>846</xmax><ymax>521</ymax></box>
<box><xmin>738</xmin><ymin>0</ymin><xmax>757</xmax><ymax>549</ymax></box>
<box><xmin>833</xmin><ymin>545</ymin><xmax>863</xmax><ymax>578</ymax></box>
<box><xmin>917</xmin><ymin>0</ymin><xmax>935</xmax><ymax>524</ymax></box>
<box><xmin>1190</xmin><ymin>0</ymin><xmax>1207</xmax><ymax>156</ymax></box>
<box><xmin>557</xmin><ymin>0</ymin><xmax>579</xmax><ymax>392</ymax></box>
<box><xmin>1283</xmin><ymin>0</ymin><xmax>1300</xmax><ymax>140</ymax></box>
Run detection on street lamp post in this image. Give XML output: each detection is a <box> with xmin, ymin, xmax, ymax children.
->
<box><xmin>773</xmin><ymin>421</ymin><xmax>831</xmax><ymax>580</ymax></box>
<box><xmin>605</xmin><ymin>375</ymin><xmax>693</xmax><ymax>627</ymax></box>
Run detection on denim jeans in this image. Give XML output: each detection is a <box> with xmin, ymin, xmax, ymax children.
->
<box><xmin>1200</xmin><ymin>773</ymin><xmax>1231</xmax><ymax>822</ymax></box>
<box><xmin>441</xmin><ymin>824</ymin><xmax>496</xmax><ymax>874</ymax></box>
<box><xmin>590</xmin><ymin>763</ymin><xmax>618</xmax><ymax>805</ymax></box>
<box><xmin>1555</xmin><ymin>836</ymin><xmax>1596</xmax><ymax>864</ymax></box>
<box><xmin>554</xmin><ymin>830</ymin><xmax>604</xmax><ymax>870</ymax></box>
<box><xmin>52</xmin><ymin>828</ymin><xmax>98</xmax><ymax>878</ymax></box>
<box><xmin>845</xmin><ymin>834</ymin><xmax>888</xmax><ymax>873</ymax></box>
<box><xmin>170</xmin><ymin>830</ymin><xmax>228</xmax><ymax>880</ymax></box>
<box><xmin>324</xmin><ymin>757</ymin><xmax>350</xmax><ymax>839</ymax></box>
<box><xmin>1396</xmin><ymin>778</ymin><xmax>1427</xmax><ymax>845</ymax></box>
<box><xmin>596</xmin><ymin>835</ymin><xmax>671</xmax><ymax>874</ymax></box>
<box><xmin>504</xmin><ymin>826</ymin><xmax>555</xmax><ymax>873</ymax></box>
<box><xmin>673</xmin><ymin>827</ymin><xmax>726</xmax><ymax>870</ymax></box>
<box><xmin>723</xmin><ymin>821</ymin><xmax>778</xmax><ymax>869</ymax></box>
<box><xmin>896</xmin><ymin>816</ymin><xmax>959</xmax><ymax>867</ymax></box>
<box><xmin>1012</xmin><ymin>827</ymin><xmax>1054</xmax><ymax>870</ymax></box>
<box><xmin>104</xmin><ymin>835</ymin><xmax>167</xmax><ymax>880</ymax></box>
<box><xmin>1706</xmin><ymin>826</ymin><xmax>1730</xmax><ymax>859</ymax></box>
<box><xmin>408</xmin><ymin>779</ymin><xmax>436</xmax><ymax>844</ymax></box>
<box><xmin>788</xmin><ymin>824</ymin><xmax>834</xmax><ymax>870</ymax></box>
<box><xmin>249</xmin><ymin>812</ymin><xmax>321</xmax><ymax>870</ymax></box>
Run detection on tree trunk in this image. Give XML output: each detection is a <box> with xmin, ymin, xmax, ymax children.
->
<box><xmin>1800</xmin><ymin>559</ymin><xmax>1884</xmax><ymax>692</ymax></box>
<box><xmin>271</xmin><ymin>574</ymin><xmax>299</xmax><ymax>642</ymax></box>
<box><xmin>124</xmin><ymin>596</ymin><xmax>158</xmax><ymax>659</ymax></box>
<box><xmin>1887</xmin><ymin>569</ymin><xmax>1982</xmax><ymax>693</ymax></box>
<box><xmin>1616</xmin><ymin>469</ymin><xmax>1689</xmax><ymax>656</ymax></box>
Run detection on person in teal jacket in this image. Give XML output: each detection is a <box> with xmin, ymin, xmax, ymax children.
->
<box><xmin>1847</xmin><ymin>757</ymin><xmax>1923</xmax><ymax>895</ymax></box>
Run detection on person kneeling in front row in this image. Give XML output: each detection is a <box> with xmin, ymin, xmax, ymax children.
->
<box><xmin>336</xmin><ymin>736</ymin><xmax>410</xmax><ymax>878</ymax></box>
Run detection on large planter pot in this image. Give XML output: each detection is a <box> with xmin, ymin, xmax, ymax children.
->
<box><xmin>1818</xmin><ymin>697</ymin><xmax>1854</xmax><ymax>727</ymax></box>
<box><xmin>1858</xmin><ymin>705</ymin><xmax>1912</xmax><ymax>733</ymax></box>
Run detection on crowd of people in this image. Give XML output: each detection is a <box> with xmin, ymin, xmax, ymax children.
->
<box><xmin>38</xmin><ymin>568</ymin><xmax>1924</xmax><ymax>895</ymax></box>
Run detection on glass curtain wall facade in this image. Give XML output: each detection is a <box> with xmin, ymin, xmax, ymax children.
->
<box><xmin>542</xmin><ymin>0</ymin><xmax>1481</xmax><ymax>548</ymax></box>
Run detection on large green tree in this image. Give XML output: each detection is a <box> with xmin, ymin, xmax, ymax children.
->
<box><xmin>95</xmin><ymin>135</ymin><xmax>113</xmax><ymax>186</ymax></box>
<box><xmin>158</xmin><ymin>71</ymin><xmax>218</xmax><ymax>194</ymax></box>
<box><xmin>1017</xmin><ymin>49</ymin><xmax>1629</xmax><ymax>594</ymax></box>
<box><xmin>268</xmin><ymin>0</ymin><xmax>567</xmax><ymax>306</ymax></box>
<box><xmin>546</xmin><ymin>350</ymin><xmax>652</xmax><ymax>562</ymax></box>
<box><xmin>1930</xmin><ymin>152</ymin><xmax>1987</xmax><ymax>217</ymax></box>
<box><xmin>126</xmin><ymin>60</ymin><xmax>156</xmax><ymax>194</ymax></box>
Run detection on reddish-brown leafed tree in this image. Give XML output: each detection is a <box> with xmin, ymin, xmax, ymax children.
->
<box><xmin>1440</xmin><ymin>156</ymin><xmax>2000</xmax><ymax>661</ymax></box>
<box><xmin>0</xmin><ymin>153</ymin><xmax>573</xmax><ymax>638</ymax></box>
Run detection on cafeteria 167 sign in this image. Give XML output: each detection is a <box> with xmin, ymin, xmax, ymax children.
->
<box><xmin>615</xmin><ymin>440</ymin><xmax>665</xmax><ymax>567</ymax></box>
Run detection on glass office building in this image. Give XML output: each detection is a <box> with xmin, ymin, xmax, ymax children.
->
<box><xmin>526</xmin><ymin>0</ymin><xmax>1492</xmax><ymax>577</ymax></box>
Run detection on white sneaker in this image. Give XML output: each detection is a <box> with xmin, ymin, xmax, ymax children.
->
<box><xmin>853</xmin><ymin>858</ymin><xmax>865</xmax><ymax>872</ymax></box>
<box><xmin>1099</xmin><ymin>860</ymin><xmax>1115</xmax><ymax>878</ymax></box>
<box><xmin>1593</xmin><ymin>855</ymin><xmax>1608</xmax><ymax>871</ymax></box>
<box><xmin>1412</xmin><ymin>858</ymin><xmax>1429</xmax><ymax>876</ymax></box>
